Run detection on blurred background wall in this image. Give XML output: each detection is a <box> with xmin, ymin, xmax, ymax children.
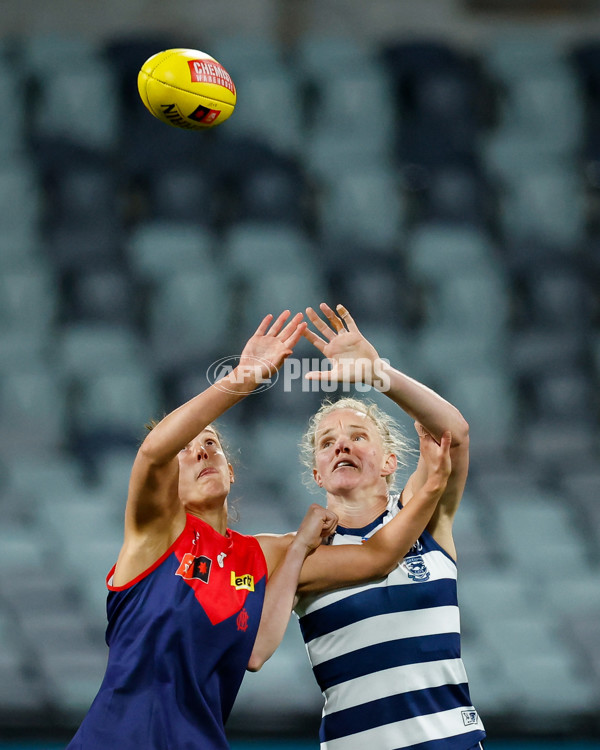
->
<box><xmin>0</xmin><ymin>0</ymin><xmax>600</xmax><ymax>747</ymax></box>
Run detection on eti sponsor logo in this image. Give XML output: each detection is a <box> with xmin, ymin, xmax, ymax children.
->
<box><xmin>176</xmin><ymin>553</ymin><xmax>212</xmax><ymax>584</ymax></box>
<box><xmin>230</xmin><ymin>572</ymin><xmax>254</xmax><ymax>592</ymax></box>
<box><xmin>461</xmin><ymin>709</ymin><xmax>479</xmax><ymax>726</ymax></box>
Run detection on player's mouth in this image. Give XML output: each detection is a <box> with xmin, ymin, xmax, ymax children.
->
<box><xmin>198</xmin><ymin>467</ymin><xmax>218</xmax><ymax>479</ymax></box>
<box><xmin>333</xmin><ymin>458</ymin><xmax>358</xmax><ymax>471</ymax></box>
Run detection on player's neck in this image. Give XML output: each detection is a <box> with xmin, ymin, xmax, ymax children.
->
<box><xmin>188</xmin><ymin>504</ymin><xmax>229</xmax><ymax>536</ymax></box>
<box><xmin>326</xmin><ymin>488</ymin><xmax>389</xmax><ymax>530</ymax></box>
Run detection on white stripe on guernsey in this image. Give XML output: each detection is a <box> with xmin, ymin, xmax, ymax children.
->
<box><xmin>307</xmin><ymin>605</ymin><xmax>459</xmax><ymax>667</ymax></box>
<box><xmin>323</xmin><ymin>658</ymin><xmax>468</xmax><ymax>715</ymax></box>
<box><xmin>297</xmin><ymin>549</ymin><xmax>456</xmax><ymax>618</ymax></box>
<box><xmin>321</xmin><ymin>705</ymin><xmax>482</xmax><ymax>750</ymax></box>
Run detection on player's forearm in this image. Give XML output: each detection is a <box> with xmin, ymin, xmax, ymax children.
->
<box><xmin>377</xmin><ymin>360</ymin><xmax>468</xmax><ymax>445</ymax></box>
<box><xmin>247</xmin><ymin>540</ymin><xmax>309</xmax><ymax>671</ymax></box>
<box><xmin>139</xmin><ymin>368</ymin><xmax>263</xmax><ymax>464</ymax></box>
<box><xmin>363</xmin><ymin>476</ymin><xmax>446</xmax><ymax>563</ymax></box>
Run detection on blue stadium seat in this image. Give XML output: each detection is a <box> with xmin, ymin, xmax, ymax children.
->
<box><xmin>418</xmin><ymin>163</ymin><xmax>495</xmax><ymax>227</ymax></box>
<box><xmin>126</xmin><ymin>220</ymin><xmax>218</xmax><ymax>282</ymax></box>
<box><xmin>294</xmin><ymin>35</ymin><xmax>375</xmax><ymax>79</ymax></box>
<box><xmin>306</xmin><ymin>63</ymin><xmax>396</xmax><ymax>148</ymax></box>
<box><xmin>405</xmin><ymin>222</ymin><xmax>498</xmax><ymax>282</ymax></box>
<box><xmin>0</xmin><ymin>60</ymin><xmax>27</xmax><ymax>159</ymax></box>
<box><xmin>29</xmin><ymin>60</ymin><xmax>120</xmax><ymax>153</ymax></box>
<box><xmin>482</xmin><ymin>31</ymin><xmax>572</xmax><ymax>84</ymax></box>
<box><xmin>224</xmin><ymin>221</ymin><xmax>314</xmax><ymax>280</ymax></box>
<box><xmin>228</xmin><ymin>68</ymin><xmax>303</xmax><ymax>155</ymax></box>
<box><xmin>147</xmin><ymin>268</ymin><xmax>233</xmax><ymax>367</ymax></box>
<box><xmin>498</xmin><ymin>165</ymin><xmax>586</xmax><ymax>247</ymax></box>
<box><xmin>45</xmin><ymin>162</ymin><xmax>121</xmax><ymax>229</ymax></box>
<box><xmin>0</xmin><ymin>160</ymin><xmax>43</xmax><ymax>234</ymax></box>
<box><xmin>145</xmin><ymin>167</ymin><xmax>218</xmax><ymax>226</ymax></box>
<box><xmin>442</xmin><ymin>367</ymin><xmax>518</xmax><ymax>451</ymax></box>
<box><xmin>57</xmin><ymin>322</ymin><xmax>147</xmax><ymax>378</ymax></box>
<box><xmin>236</xmin><ymin>161</ymin><xmax>307</xmax><ymax>226</ymax></box>
<box><xmin>239</xmin><ymin>268</ymin><xmax>328</xmax><ymax>334</ymax></box>
<box><xmin>64</xmin><ymin>270</ymin><xmax>139</xmax><ymax>327</ymax></box>
<box><xmin>19</xmin><ymin>32</ymin><xmax>102</xmax><ymax>76</ymax></box>
<box><xmin>316</xmin><ymin>166</ymin><xmax>406</xmax><ymax>251</ymax></box>
<box><xmin>210</xmin><ymin>34</ymin><xmax>286</xmax><ymax>77</ymax></box>
<box><xmin>71</xmin><ymin>369</ymin><xmax>162</xmax><ymax>439</ymax></box>
<box><xmin>0</xmin><ymin>370</ymin><xmax>67</xmax><ymax>454</ymax></box>
<box><xmin>301</xmin><ymin>129</ymin><xmax>392</xmax><ymax>184</ymax></box>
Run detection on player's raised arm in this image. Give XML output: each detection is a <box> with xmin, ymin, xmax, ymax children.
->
<box><xmin>115</xmin><ymin>311</ymin><xmax>305</xmax><ymax>585</ymax></box>
<box><xmin>303</xmin><ymin>302</ymin><xmax>469</xmax><ymax>559</ymax></box>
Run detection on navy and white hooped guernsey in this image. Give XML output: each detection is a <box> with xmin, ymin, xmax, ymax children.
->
<box><xmin>295</xmin><ymin>495</ymin><xmax>486</xmax><ymax>750</ymax></box>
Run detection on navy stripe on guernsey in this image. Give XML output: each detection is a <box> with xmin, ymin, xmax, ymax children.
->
<box><xmin>313</xmin><ymin>632</ymin><xmax>460</xmax><ymax>692</ymax></box>
<box><xmin>322</xmin><ymin>682</ymin><xmax>471</xmax><ymax>742</ymax></box>
<box><xmin>300</xmin><ymin>579</ymin><xmax>457</xmax><ymax>643</ymax></box>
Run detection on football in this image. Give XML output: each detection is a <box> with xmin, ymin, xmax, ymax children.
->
<box><xmin>138</xmin><ymin>48</ymin><xmax>236</xmax><ymax>130</ymax></box>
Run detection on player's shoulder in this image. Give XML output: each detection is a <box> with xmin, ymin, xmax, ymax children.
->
<box><xmin>252</xmin><ymin>531</ymin><xmax>295</xmax><ymax>574</ymax></box>
<box><xmin>253</xmin><ymin>531</ymin><xmax>295</xmax><ymax>549</ymax></box>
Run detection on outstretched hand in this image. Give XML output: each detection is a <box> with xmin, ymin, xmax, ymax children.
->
<box><xmin>303</xmin><ymin>303</ymin><xmax>384</xmax><ymax>385</ymax></box>
<box><xmin>239</xmin><ymin>311</ymin><xmax>306</xmax><ymax>381</ymax></box>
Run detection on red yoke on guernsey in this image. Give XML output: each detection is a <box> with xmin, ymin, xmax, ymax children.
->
<box><xmin>67</xmin><ymin>514</ymin><xmax>267</xmax><ymax>750</ymax></box>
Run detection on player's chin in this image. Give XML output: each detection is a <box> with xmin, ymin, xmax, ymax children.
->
<box><xmin>327</xmin><ymin>474</ymin><xmax>361</xmax><ymax>493</ymax></box>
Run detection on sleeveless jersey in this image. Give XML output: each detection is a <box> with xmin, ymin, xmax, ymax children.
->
<box><xmin>67</xmin><ymin>513</ymin><xmax>267</xmax><ymax>750</ymax></box>
<box><xmin>295</xmin><ymin>495</ymin><xmax>485</xmax><ymax>750</ymax></box>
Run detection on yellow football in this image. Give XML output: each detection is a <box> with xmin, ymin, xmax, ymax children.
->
<box><xmin>138</xmin><ymin>48</ymin><xmax>236</xmax><ymax>130</ymax></box>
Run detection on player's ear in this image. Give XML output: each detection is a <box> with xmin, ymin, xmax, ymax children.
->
<box><xmin>229</xmin><ymin>464</ymin><xmax>235</xmax><ymax>483</ymax></box>
<box><xmin>313</xmin><ymin>468</ymin><xmax>323</xmax><ymax>487</ymax></box>
<box><xmin>381</xmin><ymin>453</ymin><xmax>397</xmax><ymax>477</ymax></box>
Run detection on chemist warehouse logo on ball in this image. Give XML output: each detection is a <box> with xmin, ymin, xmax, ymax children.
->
<box><xmin>206</xmin><ymin>357</ymin><xmax>392</xmax><ymax>394</ymax></box>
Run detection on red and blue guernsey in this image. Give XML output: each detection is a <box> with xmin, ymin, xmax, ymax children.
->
<box><xmin>67</xmin><ymin>513</ymin><xmax>267</xmax><ymax>750</ymax></box>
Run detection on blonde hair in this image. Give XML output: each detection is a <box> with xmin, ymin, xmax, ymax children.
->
<box><xmin>299</xmin><ymin>397</ymin><xmax>412</xmax><ymax>491</ymax></box>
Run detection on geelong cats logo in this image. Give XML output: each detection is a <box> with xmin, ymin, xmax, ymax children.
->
<box><xmin>403</xmin><ymin>542</ymin><xmax>430</xmax><ymax>581</ymax></box>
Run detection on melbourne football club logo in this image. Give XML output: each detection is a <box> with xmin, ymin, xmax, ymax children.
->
<box><xmin>237</xmin><ymin>608</ymin><xmax>249</xmax><ymax>632</ymax></box>
<box><xmin>176</xmin><ymin>553</ymin><xmax>212</xmax><ymax>584</ymax></box>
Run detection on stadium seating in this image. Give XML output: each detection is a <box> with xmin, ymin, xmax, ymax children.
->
<box><xmin>0</xmin><ymin>27</ymin><xmax>598</xmax><ymax>740</ymax></box>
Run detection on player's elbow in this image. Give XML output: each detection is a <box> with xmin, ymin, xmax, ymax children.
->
<box><xmin>247</xmin><ymin>651</ymin><xmax>267</xmax><ymax>672</ymax></box>
<box><xmin>453</xmin><ymin>415</ymin><xmax>470</xmax><ymax>447</ymax></box>
<box><xmin>367</xmin><ymin>553</ymin><xmax>397</xmax><ymax>580</ymax></box>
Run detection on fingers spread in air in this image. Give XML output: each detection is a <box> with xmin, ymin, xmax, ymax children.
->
<box><xmin>319</xmin><ymin>302</ymin><xmax>345</xmax><ymax>332</ymax></box>
<box><xmin>306</xmin><ymin>306</ymin><xmax>336</xmax><ymax>341</ymax></box>
<box><xmin>283</xmin><ymin>320</ymin><xmax>307</xmax><ymax>349</ymax></box>
<box><xmin>335</xmin><ymin>304</ymin><xmax>358</xmax><ymax>331</ymax></box>
<box><xmin>254</xmin><ymin>313</ymin><xmax>274</xmax><ymax>337</ymax></box>
<box><xmin>266</xmin><ymin>310</ymin><xmax>292</xmax><ymax>336</ymax></box>
<box><xmin>302</xmin><ymin>325</ymin><xmax>327</xmax><ymax>353</ymax></box>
